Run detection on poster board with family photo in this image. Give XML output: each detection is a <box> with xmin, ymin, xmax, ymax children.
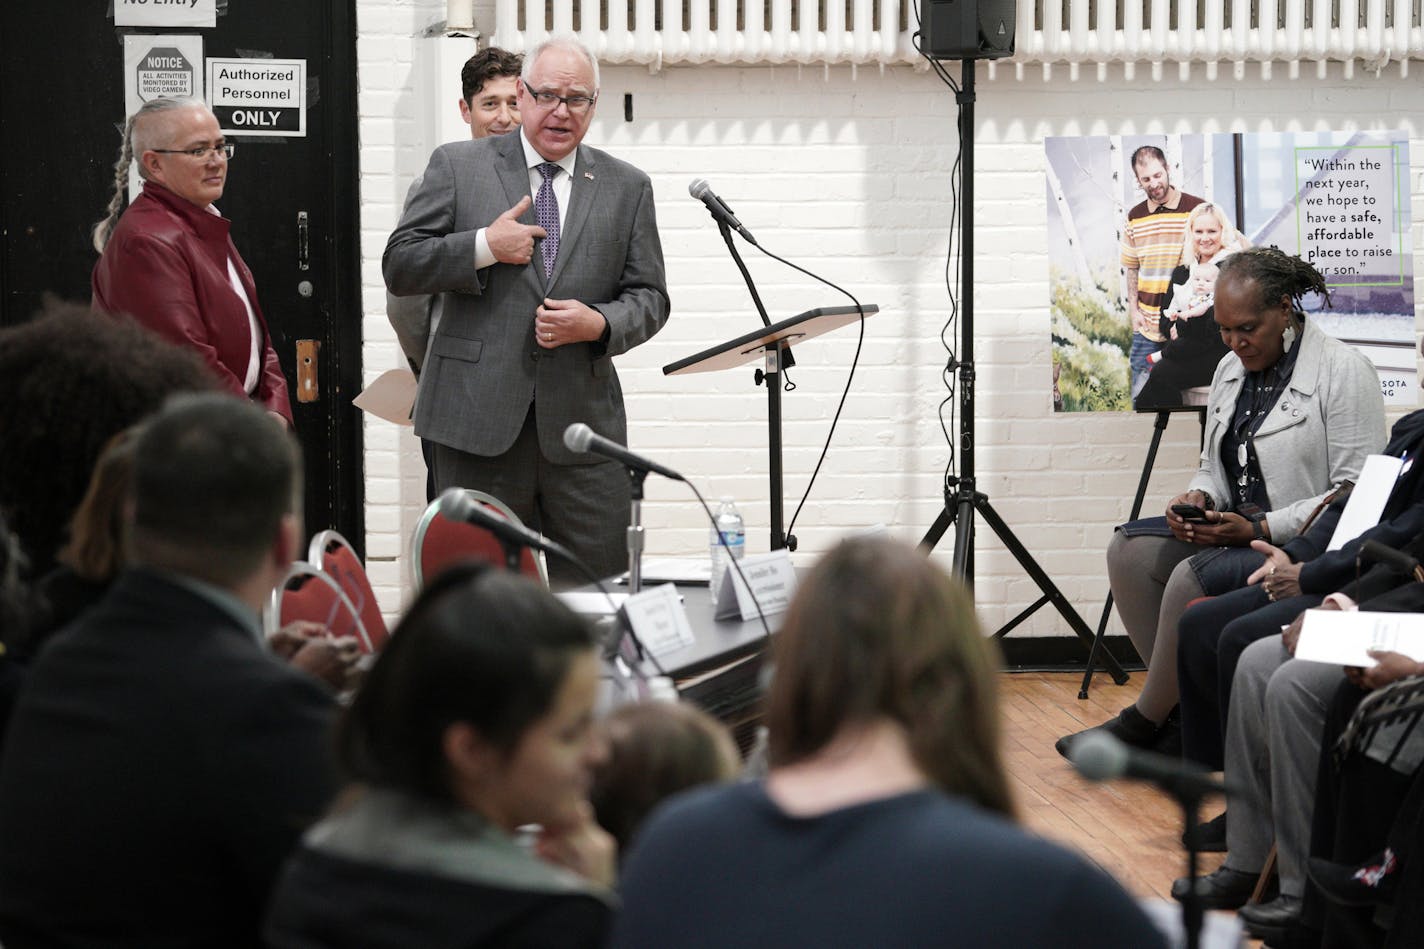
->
<box><xmin>1048</xmin><ymin>130</ymin><xmax>1414</xmax><ymax>414</ymax></box>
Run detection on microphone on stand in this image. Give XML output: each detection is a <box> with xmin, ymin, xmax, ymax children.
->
<box><xmin>1358</xmin><ymin>539</ymin><xmax>1424</xmax><ymax>582</ymax></box>
<box><xmin>437</xmin><ymin>489</ymin><xmax>573</xmax><ymax>562</ymax></box>
<box><xmin>563</xmin><ymin>423</ymin><xmax>684</xmax><ymax>482</ymax></box>
<box><xmin>1070</xmin><ymin>731</ymin><xmax>1230</xmax><ymax>803</ymax></box>
<box><xmin>689</xmin><ymin>179</ymin><xmax>757</xmax><ymax>245</ymax></box>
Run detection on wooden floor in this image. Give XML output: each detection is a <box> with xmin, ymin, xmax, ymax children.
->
<box><xmin>1002</xmin><ymin>670</ymin><xmax>1229</xmax><ymax>900</ymax></box>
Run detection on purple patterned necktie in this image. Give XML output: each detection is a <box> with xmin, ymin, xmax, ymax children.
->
<box><xmin>535</xmin><ymin>162</ymin><xmax>561</xmax><ymax>278</ymax></box>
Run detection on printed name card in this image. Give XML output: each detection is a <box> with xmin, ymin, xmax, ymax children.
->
<box><xmin>714</xmin><ymin>549</ymin><xmax>798</xmax><ymax>622</ymax></box>
<box><xmin>622</xmin><ymin>583</ymin><xmax>695</xmax><ymax>658</ymax></box>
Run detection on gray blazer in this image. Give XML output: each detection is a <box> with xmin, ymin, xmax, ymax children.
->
<box><xmin>383</xmin><ymin>131</ymin><xmax>671</xmax><ymax>464</ymax></box>
<box><xmin>1189</xmin><ymin>317</ymin><xmax>1386</xmax><ymax>542</ymax></box>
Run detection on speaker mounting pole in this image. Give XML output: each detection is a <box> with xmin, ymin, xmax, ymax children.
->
<box><xmin>917</xmin><ymin>55</ymin><xmax>1128</xmax><ymax>686</ymax></box>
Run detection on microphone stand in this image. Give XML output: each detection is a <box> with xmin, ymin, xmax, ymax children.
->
<box><xmin>625</xmin><ymin>467</ymin><xmax>649</xmax><ymax>594</ymax></box>
<box><xmin>1177</xmin><ymin>791</ymin><xmax>1210</xmax><ymax>949</ymax></box>
<box><xmin>715</xmin><ymin>219</ymin><xmax>797</xmax><ymax>551</ymax></box>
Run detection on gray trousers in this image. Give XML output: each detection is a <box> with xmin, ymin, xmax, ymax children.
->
<box><xmin>433</xmin><ymin>405</ymin><xmax>630</xmax><ymax>587</ymax></box>
<box><xmin>1106</xmin><ymin>531</ymin><xmax>1206</xmax><ymax>721</ymax></box>
<box><xmin>1223</xmin><ymin>635</ymin><xmax>1345</xmax><ymax>896</ymax></box>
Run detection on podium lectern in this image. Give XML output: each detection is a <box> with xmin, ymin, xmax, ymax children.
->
<box><xmin>664</xmin><ymin>304</ymin><xmax>878</xmax><ymax>552</ymax></box>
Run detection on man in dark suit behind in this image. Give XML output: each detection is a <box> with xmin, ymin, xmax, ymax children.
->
<box><xmin>0</xmin><ymin>394</ymin><xmax>337</xmax><ymax>948</ymax></box>
<box><xmin>384</xmin><ymin>34</ymin><xmax>671</xmax><ymax>585</ymax></box>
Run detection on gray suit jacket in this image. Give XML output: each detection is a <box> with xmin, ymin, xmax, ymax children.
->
<box><xmin>383</xmin><ymin>131</ymin><xmax>670</xmax><ymax>464</ymax></box>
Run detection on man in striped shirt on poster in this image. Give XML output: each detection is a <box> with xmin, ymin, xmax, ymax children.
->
<box><xmin>1121</xmin><ymin>145</ymin><xmax>1204</xmax><ymax>404</ymax></box>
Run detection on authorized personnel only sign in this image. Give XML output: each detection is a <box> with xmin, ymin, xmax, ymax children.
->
<box><xmin>206</xmin><ymin>58</ymin><xmax>307</xmax><ymax>137</ymax></box>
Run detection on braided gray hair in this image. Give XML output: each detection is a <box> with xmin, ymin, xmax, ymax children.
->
<box><xmin>92</xmin><ymin>97</ymin><xmax>208</xmax><ymax>253</ymax></box>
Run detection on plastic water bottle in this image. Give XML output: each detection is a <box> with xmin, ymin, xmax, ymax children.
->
<box><xmin>708</xmin><ymin>496</ymin><xmax>745</xmax><ymax>607</ymax></box>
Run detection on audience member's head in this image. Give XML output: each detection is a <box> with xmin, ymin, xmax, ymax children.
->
<box><xmin>128</xmin><ymin>393</ymin><xmax>301</xmax><ymax>592</ymax></box>
<box><xmin>1217</xmin><ymin>244</ymin><xmax>1331</xmax><ymax>313</ymax></box>
<box><xmin>590</xmin><ymin>700</ymin><xmax>740</xmax><ymax>852</ymax></box>
<box><xmin>60</xmin><ymin>429</ymin><xmax>138</xmax><ymax>584</ymax></box>
<box><xmin>337</xmin><ymin>563</ymin><xmax>602</xmax><ymax>830</ymax></box>
<box><xmin>0</xmin><ymin>300</ymin><xmax>214</xmax><ymax>578</ymax></box>
<box><xmin>460</xmin><ymin>47</ymin><xmax>523</xmax><ymax>138</ymax></box>
<box><xmin>764</xmin><ymin>537</ymin><xmax>1013</xmax><ymax>817</ymax></box>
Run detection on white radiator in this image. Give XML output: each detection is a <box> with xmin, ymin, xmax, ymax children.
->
<box><xmin>492</xmin><ymin>0</ymin><xmax>1424</xmax><ymax>74</ymax></box>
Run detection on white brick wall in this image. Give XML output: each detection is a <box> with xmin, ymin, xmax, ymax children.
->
<box><xmin>355</xmin><ymin>2</ymin><xmax>1424</xmax><ymax>640</ymax></box>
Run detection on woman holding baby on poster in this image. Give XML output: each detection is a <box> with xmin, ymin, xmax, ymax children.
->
<box><xmin>1134</xmin><ymin>203</ymin><xmax>1250</xmax><ymax>409</ymax></box>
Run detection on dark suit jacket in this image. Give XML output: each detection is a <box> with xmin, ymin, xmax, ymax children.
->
<box><xmin>383</xmin><ymin>130</ymin><xmax>670</xmax><ymax>464</ymax></box>
<box><xmin>0</xmin><ymin>568</ymin><xmax>337</xmax><ymax>948</ymax></box>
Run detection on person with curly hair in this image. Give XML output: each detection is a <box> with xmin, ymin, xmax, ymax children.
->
<box><xmin>0</xmin><ymin>299</ymin><xmax>214</xmax><ymax>578</ymax></box>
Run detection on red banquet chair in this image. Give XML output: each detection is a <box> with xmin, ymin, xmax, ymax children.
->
<box><xmin>308</xmin><ymin>529</ymin><xmax>390</xmax><ymax>653</ymax></box>
<box><xmin>263</xmin><ymin>561</ymin><xmax>373</xmax><ymax>653</ymax></box>
<box><xmin>411</xmin><ymin>489</ymin><xmax>546</xmax><ymax>591</ymax></box>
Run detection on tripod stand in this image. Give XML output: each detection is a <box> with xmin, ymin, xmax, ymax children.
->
<box><xmin>918</xmin><ymin>59</ymin><xmax>1127</xmax><ymax>684</ymax></box>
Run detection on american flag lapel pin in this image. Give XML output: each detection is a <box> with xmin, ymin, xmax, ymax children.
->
<box><xmin>584</xmin><ymin>171</ymin><xmax>594</xmax><ymax>180</ymax></box>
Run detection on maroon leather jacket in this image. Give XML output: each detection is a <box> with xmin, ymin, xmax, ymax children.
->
<box><xmin>92</xmin><ymin>182</ymin><xmax>293</xmax><ymax>424</ymax></box>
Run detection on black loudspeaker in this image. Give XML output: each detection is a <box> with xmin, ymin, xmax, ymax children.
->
<box><xmin>920</xmin><ymin>0</ymin><xmax>1016</xmax><ymax>60</ymax></box>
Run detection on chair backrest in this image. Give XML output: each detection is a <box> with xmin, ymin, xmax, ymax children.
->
<box><xmin>308</xmin><ymin>529</ymin><xmax>390</xmax><ymax>653</ymax></box>
<box><xmin>264</xmin><ymin>561</ymin><xmax>373</xmax><ymax>653</ymax></box>
<box><xmin>411</xmin><ymin>489</ymin><xmax>546</xmax><ymax>590</ymax></box>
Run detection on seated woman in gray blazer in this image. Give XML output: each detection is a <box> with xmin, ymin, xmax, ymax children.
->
<box><xmin>1058</xmin><ymin>248</ymin><xmax>1386</xmax><ymax>758</ymax></box>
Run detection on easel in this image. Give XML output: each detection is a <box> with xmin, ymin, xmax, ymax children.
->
<box><xmin>1078</xmin><ymin>406</ymin><xmax>1208</xmax><ymax>699</ymax></box>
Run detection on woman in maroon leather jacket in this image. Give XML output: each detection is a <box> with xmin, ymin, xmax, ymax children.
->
<box><xmin>90</xmin><ymin>97</ymin><xmax>292</xmax><ymax>425</ymax></box>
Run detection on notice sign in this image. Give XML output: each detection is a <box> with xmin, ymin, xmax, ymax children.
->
<box><xmin>115</xmin><ymin>0</ymin><xmax>217</xmax><ymax>28</ymax></box>
<box><xmin>125</xmin><ymin>36</ymin><xmax>202</xmax><ymax>110</ymax></box>
<box><xmin>1296</xmin><ymin>145</ymin><xmax>1406</xmax><ymax>286</ymax></box>
<box><xmin>124</xmin><ymin>35</ymin><xmax>204</xmax><ymax>202</ymax></box>
<box><xmin>206</xmin><ymin>58</ymin><xmax>306</xmax><ymax>137</ymax></box>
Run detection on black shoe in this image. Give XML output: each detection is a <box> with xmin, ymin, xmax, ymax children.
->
<box><xmin>1169</xmin><ymin>865</ymin><xmax>1260</xmax><ymax>909</ymax></box>
<box><xmin>1239</xmin><ymin>895</ymin><xmax>1303</xmax><ymax>941</ymax></box>
<box><xmin>1182</xmin><ymin>811</ymin><xmax>1228</xmax><ymax>852</ymax></box>
<box><xmin>1308</xmin><ymin>850</ymin><xmax>1399</xmax><ymax>907</ymax></box>
<box><xmin>1056</xmin><ymin>704</ymin><xmax>1160</xmax><ymax>760</ymax></box>
<box><xmin>1153</xmin><ymin>711</ymin><xmax>1183</xmax><ymax>757</ymax></box>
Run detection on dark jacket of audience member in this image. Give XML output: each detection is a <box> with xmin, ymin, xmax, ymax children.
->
<box><xmin>0</xmin><ymin>395</ymin><xmax>336</xmax><ymax>948</ymax></box>
<box><xmin>265</xmin><ymin>564</ymin><xmax>615</xmax><ymax>949</ymax></box>
<box><xmin>0</xmin><ymin>301</ymin><xmax>213</xmax><ymax>579</ymax></box>
<box><xmin>612</xmin><ymin>538</ymin><xmax>1165</xmax><ymax>949</ymax></box>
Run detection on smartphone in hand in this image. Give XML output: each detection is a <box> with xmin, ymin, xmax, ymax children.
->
<box><xmin>1171</xmin><ymin>503</ymin><xmax>1209</xmax><ymax>523</ymax></box>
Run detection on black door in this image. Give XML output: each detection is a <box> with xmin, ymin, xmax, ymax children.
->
<box><xmin>0</xmin><ymin>1</ymin><xmax>364</xmax><ymax>553</ymax></box>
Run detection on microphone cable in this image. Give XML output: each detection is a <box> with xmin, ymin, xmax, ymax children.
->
<box><xmin>744</xmin><ymin>239</ymin><xmax>868</xmax><ymax>548</ymax></box>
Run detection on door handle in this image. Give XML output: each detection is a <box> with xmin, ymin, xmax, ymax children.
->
<box><xmin>297</xmin><ymin>210</ymin><xmax>310</xmax><ymax>272</ymax></box>
<box><xmin>296</xmin><ymin>339</ymin><xmax>320</xmax><ymax>403</ymax></box>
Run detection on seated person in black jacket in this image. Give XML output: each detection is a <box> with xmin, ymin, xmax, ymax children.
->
<box><xmin>265</xmin><ymin>563</ymin><xmax>616</xmax><ymax>949</ymax></box>
<box><xmin>1177</xmin><ymin>407</ymin><xmax>1424</xmax><ymax>769</ymax></box>
<box><xmin>0</xmin><ymin>394</ymin><xmax>339</xmax><ymax>948</ymax></box>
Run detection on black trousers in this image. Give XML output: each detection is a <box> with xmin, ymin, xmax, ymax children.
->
<box><xmin>1177</xmin><ymin>585</ymin><xmax>1323</xmax><ymax>768</ymax></box>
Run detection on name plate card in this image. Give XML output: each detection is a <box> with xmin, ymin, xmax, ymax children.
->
<box><xmin>714</xmin><ymin>549</ymin><xmax>798</xmax><ymax>622</ymax></box>
<box><xmin>622</xmin><ymin>584</ymin><xmax>695</xmax><ymax>658</ymax></box>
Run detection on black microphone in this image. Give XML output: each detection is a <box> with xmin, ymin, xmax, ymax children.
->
<box><xmin>1070</xmin><ymin>732</ymin><xmax>1228</xmax><ymax>802</ymax></box>
<box><xmin>437</xmin><ymin>489</ymin><xmax>573</xmax><ymax>561</ymax></box>
<box><xmin>563</xmin><ymin>423</ymin><xmax>684</xmax><ymax>481</ymax></box>
<box><xmin>1359</xmin><ymin>539</ymin><xmax>1423</xmax><ymax>579</ymax></box>
<box><xmin>689</xmin><ymin>179</ymin><xmax>757</xmax><ymax>245</ymax></box>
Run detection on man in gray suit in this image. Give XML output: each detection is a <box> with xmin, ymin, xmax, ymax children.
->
<box><xmin>384</xmin><ymin>35</ymin><xmax>670</xmax><ymax>584</ymax></box>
